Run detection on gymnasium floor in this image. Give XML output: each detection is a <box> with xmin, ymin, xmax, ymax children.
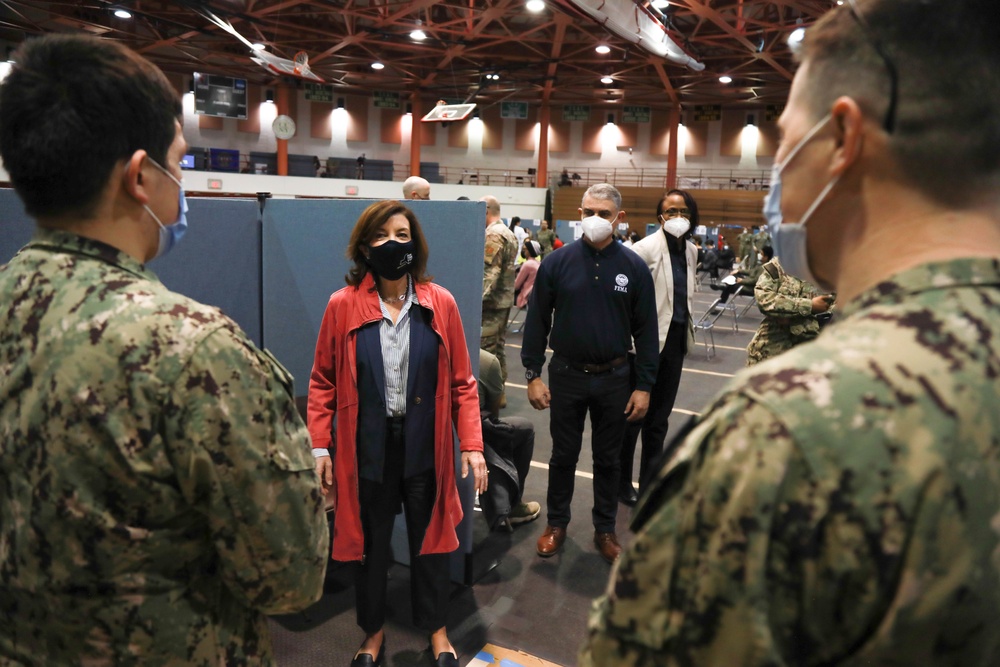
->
<box><xmin>269</xmin><ymin>283</ymin><xmax>762</xmax><ymax>667</ymax></box>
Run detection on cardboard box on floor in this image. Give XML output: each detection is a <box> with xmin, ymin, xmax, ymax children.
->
<box><xmin>469</xmin><ymin>643</ymin><xmax>564</xmax><ymax>667</ymax></box>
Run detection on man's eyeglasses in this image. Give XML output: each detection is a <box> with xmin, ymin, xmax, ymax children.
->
<box><xmin>846</xmin><ymin>0</ymin><xmax>898</xmax><ymax>133</ymax></box>
<box><xmin>662</xmin><ymin>207</ymin><xmax>691</xmax><ymax>218</ymax></box>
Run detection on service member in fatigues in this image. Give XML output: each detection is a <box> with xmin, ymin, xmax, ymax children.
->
<box><xmin>583</xmin><ymin>1</ymin><xmax>1000</xmax><ymax>664</ymax></box>
<box><xmin>480</xmin><ymin>195</ymin><xmax>518</xmax><ymax>384</ymax></box>
<box><xmin>745</xmin><ymin>254</ymin><xmax>833</xmax><ymax>365</ymax></box>
<box><xmin>0</xmin><ymin>35</ymin><xmax>328</xmax><ymax>666</ymax></box>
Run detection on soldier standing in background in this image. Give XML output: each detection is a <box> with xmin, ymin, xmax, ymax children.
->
<box><xmin>0</xmin><ymin>35</ymin><xmax>328</xmax><ymax>665</ymax></box>
<box><xmin>583</xmin><ymin>0</ymin><xmax>1000</xmax><ymax>664</ymax></box>
<box><xmin>736</xmin><ymin>225</ymin><xmax>756</xmax><ymax>265</ymax></box>
<box><xmin>480</xmin><ymin>195</ymin><xmax>518</xmax><ymax>389</ymax></box>
<box><xmin>745</xmin><ymin>252</ymin><xmax>833</xmax><ymax>365</ymax></box>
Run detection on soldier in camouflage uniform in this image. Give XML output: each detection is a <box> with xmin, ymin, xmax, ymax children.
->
<box><xmin>582</xmin><ymin>1</ymin><xmax>1000</xmax><ymax>664</ymax></box>
<box><xmin>752</xmin><ymin>224</ymin><xmax>772</xmax><ymax>253</ymax></box>
<box><xmin>736</xmin><ymin>227</ymin><xmax>756</xmax><ymax>265</ymax></box>
<box><xmin>480</xmin><ymin>195</ymin><xmax>518</xmax><ymax>384</ymax></box>
<box><xmin>745</xmin><ymin>254</ymin><xmax>833</xmax><ymax>365</ymax></box>
<box><xmin>0</xmin><ymin>35</ymin><xmax>328</xmax><ymax>666</ymax></box>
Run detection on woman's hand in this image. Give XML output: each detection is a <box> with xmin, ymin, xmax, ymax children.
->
<box><xmin>461</xmin><ymin>450</ymin><xmax>489</xmax><ymax>495</ymax></box>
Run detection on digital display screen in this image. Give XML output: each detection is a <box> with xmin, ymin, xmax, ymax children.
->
<box><xmin>193</xmin><ymin>72</ymin><xmax>248</xmax><ymax>120</ymax></box>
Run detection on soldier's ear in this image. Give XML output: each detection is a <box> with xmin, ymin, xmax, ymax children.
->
<box><xmin>122</xmin><ymin>150</ymin><xmax>153</xmax><ymax>206</ymax></box>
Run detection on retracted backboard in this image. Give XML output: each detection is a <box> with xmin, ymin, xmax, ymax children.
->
<box><xmin>422</xmin><ymin>103</ymin><xmax>477</xmax><ymax>122</ymax></box>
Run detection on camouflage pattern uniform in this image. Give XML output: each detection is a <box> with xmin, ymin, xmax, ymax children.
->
<box><xmin>481</xmin><ymin>220</ymin><xmax>518</xmax><ymax>382</ymax></box>
<box><xmin>753</xmin><ymin>228</ymin><xmax>772</xmax><ymax>252</ymax></box>
<box><xmin>746</xmin><ymin>256</ymin><xmax>822</xmax><ymax>366</ymax></box>
<box><xmin>582</xmin><ymin>257</ymin><xmax>1000</xmax><ymax>666</ymax></box>
<box><xmin>0</xmin><ymin>230</ymin><xmax>329</xmax><ymax>666</ymax></box>
<box><xmin>737</xmin><ymin>228</ymin><xmax>755</xmax><ymax>264</ymax></box>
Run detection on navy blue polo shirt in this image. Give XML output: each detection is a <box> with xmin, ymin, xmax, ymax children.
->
<box><xmin>521</xmin><ymin>238</ymin><xmax>659</xmax><ymax>391</ymax></box>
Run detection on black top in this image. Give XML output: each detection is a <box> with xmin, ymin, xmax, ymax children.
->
<box><xmin>521</xmin><ymin>239</ymin><xmax>659</xmax><ymax>391</ymax></box>
<box><xmin>666</xmin><ymin>231</ymin><xmax>689</xmax><ymax>325</ymax></box>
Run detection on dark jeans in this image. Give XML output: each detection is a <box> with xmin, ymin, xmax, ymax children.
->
<box><xmin>356</xmin><ymin>418</ymin><xmax>449</xmax><ymax>634</ymax></box>
<box><xmin>547</xmin><ymin>357</ymin><xmax>631</xmax><ymax>533</ymax></box>
<box><xmin>503</xmin><ymin>415</ymin><xmax>535</xmax><ymax>501</ymax></box>
<box><xmin>621</xmin><ymin>324</ymin><xmax>687</xmax><ymax>492</ymax></box>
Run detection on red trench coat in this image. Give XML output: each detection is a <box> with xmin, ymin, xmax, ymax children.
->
<box><xmin>307</xmin><ymin>274</ymin><xmax>483</xmax><ymax>561</ymax></box>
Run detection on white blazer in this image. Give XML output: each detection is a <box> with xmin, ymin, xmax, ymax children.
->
<box><xmin>630</xmin><ymin>231</ymin><xmax>698</xmax><ymax>354</ymax></box>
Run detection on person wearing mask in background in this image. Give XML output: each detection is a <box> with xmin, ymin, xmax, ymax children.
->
<box><xmin>698</xmin><ymin>239</ymin><xmax>719</xmax><ymax>283</ymax></box>
<box><xmin>746</xmin><ymin>249</ymin><xmax>834</xmax><ymax>365</ymax></box>
<box><xmin>737</xmin><ymin>225</ymin><xmax>756</xmax><ymax>265</ymax></box>
<box><xmin>753</xmin><ymin>223</ymin><xmax>772</xmax><ymax>253</ymax></box>
<box><xmin>711</xmin><ymin>244</ymin><xmax>773</xmax><ymax>306</ymax></box>
<box><xmin>717</xmin><ymin>240</ymin><xmax>736</xmax><ymax>273</ymax></box>
<box><xmin>402</xmin><ymin>175</ymin><xmax>431</xmax><ymax>201</ymax></box>
<box><xmin>584</xmin><ymin>0</ymin><xmax>1000</xmax><ymax>663</ymax></box>
<box><xmin>480</xmin><ymin>195</ymin><xmax>518</xmax><ymax>389</ymax></box>
<box><xmin>536</xmin><ymin>219</ymin><xmax>556</xmax><ymax>258</ymax></box>
<box><xmin>521</xmin><ymin>184</ymin><xmax>658</xmax><ymax>564</ymax></box>
<box><xmin>618</xmin><ymin>190</ymin><xmax>699</xmax><ymax>505</ymax></box>
<box><xmin>0</xmin><ymin>35</ymin><xmax>329</xmax><ymax>665</ymax></box>
<box><xmin>509</xmin><ymin>216</ymin><xmax>529</xmax><ymax>251</ymax></box>
<box><xmin>309</xmin><ymin>200</ymin><xmax>486</xmax><ymax>667</ymax></box>
<box><xmin>514</xmin><ymin>239</ymin><xmax>542</xmax><ymax>310</ymax></box>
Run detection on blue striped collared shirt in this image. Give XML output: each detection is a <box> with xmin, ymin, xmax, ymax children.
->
<box><xmin>379</xmin><ymin>278</ymin><xmax>418</xmax><ymax>417</ymax></box>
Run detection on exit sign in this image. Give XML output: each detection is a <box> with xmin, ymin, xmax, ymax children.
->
<box><xmin>207</xmin><ymin>179</ymin><xmax>223</xmax><ymax>190</ymax></box>
<box><xmin>345</xmin><ymin>185</ymin><xmax>359</xmax><ymax>196</ymax></box>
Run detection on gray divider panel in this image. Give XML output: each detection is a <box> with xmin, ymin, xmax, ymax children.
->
<box><xmin>0</xmin><ymin>189</ymin><xmax>35</xmax><ymax>263</ymax></box>
<box><xmin>262</xmin><ymin>198</ymin><xmax>486</xmax><ymax>580</ymax></box>
<box><xmin>149</xmin><ymin>198</ymin><xmax>262</xmax><ymax>346</ymax></box>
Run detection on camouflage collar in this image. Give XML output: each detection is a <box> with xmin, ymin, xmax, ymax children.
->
<box><xmin>29</xmin><ymin>228</ymin><xmax>157</xmax><ymax>282</ymax></box>
<box><xmin>843</xmin><ymin>257</ymin><xmax>1000</xmax><ymax>318</ymax></box>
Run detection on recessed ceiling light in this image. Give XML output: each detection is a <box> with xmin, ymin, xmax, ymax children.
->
<box><xmin>371</xmin><ymin>62</ymin><xmax>385</xmax><ymax>70</ymax></box>
<box><xmin>411</xmin><ymin>28</ymin><xmax>426</xmax><ymax>40</ymax></box>
<box><xmin>595</xmin><ymin>44</ymin><xmax>611</xmax><ymax>54</ymax></box>
<box><xmin>601</xmin><ymin>75</ymin><xmax>613</xmax><ymax>84</ymax></box>
<box><xmin>719</xmin><ymin>75</ymin><xmax>733</xmax><ymax>84</ymax></box>
<box><xmin>527</xmin><ymin>0</ymin><xmax>546</xmax><ymax>12</ymax></box>
<box><xmin>251</xmin><ymin>43</ymin><xmax>265</xmax><ymax>51</ymax></box>
<box><xmin>788</xmin><ymin>27</ymin><xmax>806</xmax><ymax>46</ymax></box>
<box><xmin>651</xmin><ymin>0</ymin><xmax>670</xmax><ymax>8</ymax></box>
<box><xmin>113</xmin><ymin>8</ymin><xmax>132</xmax><ymax>19</ymax></box>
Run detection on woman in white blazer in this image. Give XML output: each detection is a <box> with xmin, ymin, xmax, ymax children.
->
<box><xmin>618</xmin><ymin>189</ymin><xmax>699</xmax><ymax>505</ymax></box>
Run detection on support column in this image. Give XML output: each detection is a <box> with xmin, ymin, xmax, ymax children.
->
<box><xmin>276</xmin><ymin>85</ymin><xmax>290</xmax><ymax>176</ymax></box>
<box><xmin>536</xmin><ymin>104</ymin><xmax>550</xmax><ymax>188</ymax></box>
<box><xmin>409</xmin><ymin>96</ymin><xmax>422</xmax><ymax>178</ymax></box>
<box><xmin>666</xmin><ymin>106</ymin><xmax>680</xmax><ymax>190</ymax></box>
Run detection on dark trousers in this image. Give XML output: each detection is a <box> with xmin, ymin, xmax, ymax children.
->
<box><xmin>502</xmin><ymin>415</ymin><xmax>535</xmax><ymax>502</ymax></box>
<box><xmin>547</xmin><ymin>357</ymin><xmax>631</xmax><ymax>533</ymax></box>
<box><xmin>621</xmin><ymin>324</ymin><xmax>687</xmax><ymax>492</ymax></box>
<box><xmin>356</xmin><ymin>418</ymin><xmax>449</xmax><ymax>634</ymax></box>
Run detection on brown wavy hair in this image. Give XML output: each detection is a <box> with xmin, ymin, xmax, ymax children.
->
<box><xmin>345</xmin><ymin>200</ymin><xmax>431</xmax><ymax>287</ymax></box>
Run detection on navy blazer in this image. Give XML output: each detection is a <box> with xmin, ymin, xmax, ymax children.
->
<box><xmin>355</xmin><ymin>304</ymin><xmax>439</xmax><ymax>482</ymax></box>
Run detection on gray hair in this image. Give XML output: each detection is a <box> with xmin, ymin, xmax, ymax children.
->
<box><xmin>582</xmin><ymin>183</ymin><xmax>622</xmax><ymax>212</ymax></box>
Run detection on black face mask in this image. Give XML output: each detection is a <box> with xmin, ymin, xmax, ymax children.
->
<box><xmin>366</xmin><ymin>240</ymin><xmax>415</xmax><ymax>280</ymax></box>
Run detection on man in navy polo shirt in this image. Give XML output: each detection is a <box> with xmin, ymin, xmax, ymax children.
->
<box><xmin>521</xmin><ymin>183</ymin><xmax>658</xmax><ymax>564</ymax></box>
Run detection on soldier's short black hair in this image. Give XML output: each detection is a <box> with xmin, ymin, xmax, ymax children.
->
<box><xmin>799</xmin><ymin>0</ymin><xmax>1000</xmax><ymax>201</ymax></box>
<box><xmin>762</xmin><ymin>245</ymin><xmax>774</xmax><ymax>261</ymax></box>
<box><xmin>0</xmin><ymin>34</ymin><xmax>182</xmax><ymax>219</ymax></box>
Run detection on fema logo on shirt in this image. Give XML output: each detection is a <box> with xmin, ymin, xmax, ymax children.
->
<box><xmin>615</xmin><ymin>273</ymin><xmax>629</xmax><ymax>293</ymax></box>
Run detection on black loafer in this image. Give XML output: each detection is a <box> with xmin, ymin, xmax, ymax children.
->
<box><xmin>351</xmin><ymin>638</ymin><xmax>385</xmax><ymax>667</ymax></box>
<box><xmin>618</xmin><ymin>483</ymin><xmax>638</xmax><ymax>506</ymax></box>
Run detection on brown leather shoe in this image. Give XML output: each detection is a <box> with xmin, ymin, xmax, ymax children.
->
<box><xmin>594</xmin><ymin>531</ymin><xmax>622</xmax><ymax>564</ymax></box>
<box><xmin>536</xmin><ymin>525</ymin><xmax>566</xmax><ymax>557</ymax></box>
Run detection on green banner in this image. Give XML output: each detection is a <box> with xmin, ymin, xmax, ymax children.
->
<box><xmin>563</xmin><ymin>104</ymin><xmax>591</xmax><ymax>122</ymax></box>
<box><xmin>374</xmin><ymin>91</ymin><xmax>400</xmax><ymax>109</ymax></box>
<box><xmin>692</xmin><ymin>104</ymin><xmax>722</xmax><ymax>122</ymax></box>
<box><xmin>501</xmin><ymin>101</ymin><xmax>529</xmax><ymax>119</ymax></box>
<box><xmin>622</xmin><ymin>105</ymin><xmax>651</xmax><ymax>123</ymax></box>
<box><xmin>304</xmin><ymin>83</ymin><xmax>333</xmax><ymax>103</ymax></box>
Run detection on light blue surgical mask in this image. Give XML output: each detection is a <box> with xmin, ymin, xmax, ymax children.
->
<box><xmin>763</xmin><ymin>113</ymin><xmax>837</xmax><ymax>290</ymax></box>
<box><xmin>143</xmin><ymin>158</ymin><xmax>189</xmax><ymax>259</ymax></box>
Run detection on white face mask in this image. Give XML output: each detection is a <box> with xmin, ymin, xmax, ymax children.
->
<box><xmin>661</xmin><ymin>216</ymin><xmax>690</xmax><ymax>238</ymax></box>
<box><xmin>763</xmin><ymin>113</ymin><xmax>836</xmax><ymax>290</ymax></box>
<box><xmin>581</xmin><ymin>215</ymin><xmax>613</xmax><ymax>244</ymax></box>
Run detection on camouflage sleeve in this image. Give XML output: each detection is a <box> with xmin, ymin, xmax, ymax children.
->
<box><xmin>482</xmin><ymin>233</ymin><xmax>503</xmax><ymax>301</ymax></box>
<box><xmin>165</xmin><ymin>327</ymin><xmax>329</xmax><ymax>615</ymax></box>
<box><xmin>754</xmin><ymin>270</ymin><xmax>814</xmax><ymax>318</ymax></box>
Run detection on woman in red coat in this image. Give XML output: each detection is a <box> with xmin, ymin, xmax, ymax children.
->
<box><xmin>308</xmin><ymin>200</ymin><xmax>486</xmax><ymax>667</ymax></box>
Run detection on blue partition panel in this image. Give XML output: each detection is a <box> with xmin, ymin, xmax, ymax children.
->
<box><xmin>148</xmin><ymin>198</ymin><xmax>262</xmax><ymax>346</ymax></box>
<box><xmin>262</xmin><ymin>199</ymin><xmax>485</xmax><ymax>579</ymax></box>
<box><xmin>0</xmin><ymin>189</ymin><xmax>34</xmax><ymax>262</ymax></box>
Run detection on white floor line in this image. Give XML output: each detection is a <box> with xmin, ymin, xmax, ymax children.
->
<box><xmin>683</xmin><ymin>367</ymin><xmax>735</xmax><ymax>378</ymax></box>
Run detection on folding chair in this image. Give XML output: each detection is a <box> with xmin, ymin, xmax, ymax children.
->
<box><xmin>506</xmin><ymin>306</ymin><xmax>525</xmax><ymax>333</ymax></box>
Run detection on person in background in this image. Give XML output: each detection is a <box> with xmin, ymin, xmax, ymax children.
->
<box><xmin>480</xmin><ymin>195</ymin><xmax>518</xmax><ymax>388</ymax></box>
<box><xmin>521</xmin><ymin>183</ymin><xmax>658</xmax><ymax>564</ymax></box>
<box><xmin>717</xmin><ymin>241</ymin><xmax>736</xmax><ymax>273</ymax></box>
<box><xmin>746</xmin><ymin>250</ymin><xmax>834</xmax><ymax>365</ymax></box>
<box><xmin>752</xmin><ymin>223</ymin><xmax>772</xmax><ymax>253</ymax></box>
<box><xmin>478</xmin><ymin>348</ymin><xmax>541</xmax><ymax>531</ymax></box>
<box><xmin>402</xmin><ymin>175</ymin><xmax>431</xmax><ymax>200</ymax></box>
<box><xmin>536</xmin><ymin>219</ymin><xmax>555</xmax><ymax>258</ymax></box>
<box><xmin>514</xmin><ymin>239</ymin><xmax>542</xmax><ymax>310</ymax></box>
<box><xmin>356</xmin><ymin>152</ymin><xmax>366</xmax><ymax>179</ymax></box>
<box><xmin>309</xmin><ymin>200</ymin><xmax>486</xmax><ymax>667</ymax></box>
<box><xmin>698</xmin><ymin>239</ymin><xmax>719</xmax><ymax>283</ymax></box>
<box><xmin>737</xmin><ymin>225</ymin><xmax>756</xmax><ymax>265</ymax></box>
<box><xmin>584</xmin><ymin>0</ymin><xmax>1000</xmax><ymax>663</ymax></box>
<box><xmin>559</xmin><ymin>168</ymin><xmax>573</xmax><ymax>186</ymax></box>
<box><xmin>711</xmin><ymin>244</ymin><xmax>772</xmax><ymax>305</ymax></box>
<box><xmin>618</xmin><ymin>189</ymin><xmax>699</xmax><ymax>505</ymax></box>
<box><xmin>510</xmin><ymin>215</ymin><xmax>529</xmax><ymax>249</ymax></box>
<box><xmin>0</xmin><ymin>34</ymin><xmax>329</xmax><ymax>666</ymax></box>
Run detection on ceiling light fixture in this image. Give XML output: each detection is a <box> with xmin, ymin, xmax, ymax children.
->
<box><xmin>371</xmin><ymin>62</ymin><xmax>385</xmax><ymax>70</ymax></box>
<box><xmin>606</xmin><ymin>113</ymin><xmax>615</xmax><ymax>125</ymax></box>
<box><xmin>788</xmin><ymin>27</ymin><xmax>806</xmax><ymax>47</ymax></box>
<box><xmin>411</xmin><ymin>20</ymin><xmax>426</xmax><ymax>40</ymax></box>
<box><xmin>527</xmin><ymin>0</ymin><xmax>546</xmax><ymax>12</ymax></box>
<box><xmin>405</xmin><ymin>103</ymin><xmax>412</xmax><ymax>115</ymax></box>
<box><xmin>651</xmin><ymin>0</ymin><xmax>670</xmax><ymax>8</ymax></box>
<box><xmin>337</xmin><ymin>97</ymin><xmax>345</xmax><ymax>109</ymax></box>
<box><xmin>265</xmin><ymin>89</ymin><xmax>274</xmax><ymax>104</ymax></box>
<box><xmin>595</xmin><ymin>44</ymin><xmax>611</xmax><ymax>55</ymax></box>
<box><xmin>113</xmin><ymin>8</ymin><xmax>132</xmax><ymax>19</ymax></box>
<box><xmin>719</xmin><ymin>75</ymin><xmax>733</xmax><ymax>84</ymax></box>
<box><xmin>601</xmin><ymin>75</ymin><xmax>613</xmax><ymax>84</ymax></box>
